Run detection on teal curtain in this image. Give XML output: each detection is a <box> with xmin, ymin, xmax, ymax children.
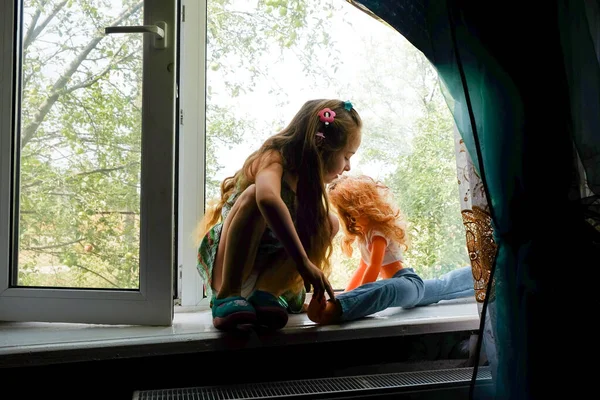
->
<box><xmin>348</xmin><ymin>1</ymin><xmax>600</xmax><ymax>398</ymax></box>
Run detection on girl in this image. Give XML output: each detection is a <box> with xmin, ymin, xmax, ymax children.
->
<box><xmin>308</xmin><ymin>174</ymin><xmax>475</xmax><ymax>324</ymax></box>
<box><xmin>197</xmin><ymin>99</ymin><xmax>362</xmax><ymax>331</ymax></box>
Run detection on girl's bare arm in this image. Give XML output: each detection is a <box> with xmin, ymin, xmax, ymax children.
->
<box><xmin>255</xmin><ymin>161</ymin><xmax>309</xmax><ymax>268</ymax></box>
<box><xmin>254</xmin><ymin>158</ymin><xmax>335</xmax><ymax>299</ymax></box>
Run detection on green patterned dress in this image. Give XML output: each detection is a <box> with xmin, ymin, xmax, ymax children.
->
<box><xmin>197</xmin><ymin>178</ymin><xmax>306</xmax><ymax>313</ymax></box>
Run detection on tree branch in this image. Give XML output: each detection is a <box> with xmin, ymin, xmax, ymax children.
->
<box><xmin>23</xmin><ymin>237</ymin><xmax>84</xmax><ymax>251</ymax></box>
<box><xmin>64</xmin><ymin>50</ymin><xmax>136</xmax><ymax>94</ymax></box>
<box><xmin>22</xmin><ymin>0</ymin><xmax>47</xmax><ymax>52</ymax></box>
<box><xmin>21</xmin><ymin>178</ymin><xmax>48</xmax><ymax>190</ymax></box>
<box><xmin>73</xmin><ymin>162</ymin><xmax>139</xmax><ymax>177</ymax></box>
<box><xmin>20</xmin><ymin>0</ymin><xmax>144</xmax><ymax>149</ymax></box>
<box><xmin>71</xmin><ymin>264</ymin><xmax>120</xmax><ymax>288</ymax></box>
<box><xmin>22</xmin><ymin>5</ymin><xmax>42</xmax><ymax>53</ymax></box>
<box><xmin>23</xmin><ymin>0</ymin><xmax>68</xmax><ymax>52</ymax></box>
<box><xmin>64</xmin><ymin>64</ymin><xmax>112</xmax><ymax>93</ymax></box>
<box><xmin>23</xmin><ymin>251</ymin><xmax>123</xmax><ymax>288</ymax></box>
<box><xmin>97</xmin><ymin>211</ymin><xmax>138</xmax><ymax>215</ymax></box>
<box><xmin>47</xmin><ymin>192</ymin><xmax>72</xmax><ymax>196</ymax></box>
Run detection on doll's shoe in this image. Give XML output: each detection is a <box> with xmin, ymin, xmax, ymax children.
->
<box><xmin>211</xmin><ymin>296</ymin><xmax>257</xmax><ymax>331</ymax></box>
<box><xmin>248</xmin><ymin>290</ymin><xmax>289</xmax><ymax>331</ymax></box>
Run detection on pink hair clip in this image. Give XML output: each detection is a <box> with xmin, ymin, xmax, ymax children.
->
<box><xmin>318</xmin><ymin>108</ymin><xmax>336</xmax><ymax>125</ymax></box>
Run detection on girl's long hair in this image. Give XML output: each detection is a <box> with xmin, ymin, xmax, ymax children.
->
<box><xmin>327</xmin><ymin>174</ymin><xmax>409</xmax><ymax>257</ymax></box>
<box><xmin>197</xmin><ymin>99</ymin><xmax>362</xmax><ymax>282</ymax></box>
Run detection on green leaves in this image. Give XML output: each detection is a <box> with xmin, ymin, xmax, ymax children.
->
<box><xmin>389</xmin><ymin>79</ymin><xmax>469</xmax><ymax>279</ymax></box>
<box><xmin>18</xmin><ymin>0</ymin><xmax>470</xmax><ymax>290</ymax></box>
<box><xmin>18</xmin><ymin>0</ymin><xmax>143</xmax><ymax>288</ymax></box>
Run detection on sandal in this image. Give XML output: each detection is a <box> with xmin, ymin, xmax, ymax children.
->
<box><xmin>211</xmin><ymin>296</ymin><xmax>257</xmax><ymax>331</ymax></box>
<box><xmin>279</xmin><ymin>287</ymin><xmax>307</xmax><ymax>314</ymax></box>
<box><xmin>248</xmin><ymin>290</ymin><xmax>289</xmax><ymax>331</ymax></box>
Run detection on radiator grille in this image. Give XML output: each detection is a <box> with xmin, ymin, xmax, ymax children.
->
<box><xmin>133</xmin><ymin>366</ymin><xmax>491</xmax><ymax>399</ymax></box>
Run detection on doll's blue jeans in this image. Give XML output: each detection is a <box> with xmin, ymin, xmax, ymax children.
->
<box><xmin>337</xmin><ymin>266</ymin><xmax>475</xmax><ymax>322</ymax></box>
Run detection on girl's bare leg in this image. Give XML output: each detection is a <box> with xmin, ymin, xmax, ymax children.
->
<box><xmin>305</xmin><ymin>212</ymin><xmax>344</xmax><ymax>323</ymax></box>
<box><xmin>255</xmin><ymin>254</ymin><xmax>299</xmax><ymax>296</ymax></box>
<box><xmin>213</xmin><ymin>184</ymin><xmax>266</xmax><ymax>299</ymax></box>
<box><xmin>252</xmin><ymin>212</ymin><xmax>339</xmax><ymax>329</ymax></box>
<box><xmin>255</xmin><ymin>211</ymin><xmax>340</xmax><ymax>296</ymax></box>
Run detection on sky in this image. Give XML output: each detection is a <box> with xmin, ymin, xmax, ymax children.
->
<box><xmin>207</xmin><ymin>0</ymin><xmax>413</xmax><ymax>183</ymax></box>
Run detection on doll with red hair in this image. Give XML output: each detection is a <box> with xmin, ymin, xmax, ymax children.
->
<box><xmin>307</xmin><ymin>174</ymin><xmax>475</xmax><ymax>324</ymax></box>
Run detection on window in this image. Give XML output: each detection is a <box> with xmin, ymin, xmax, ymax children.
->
<box><xmin>0</xmin><ymin>0</ymin><xmax>472</xmax><ymax>325</ymax></box>
<box><xmin>189</xmin><ymin>0</ymin><xmax>470</xmax><ymax>298</ymax></box>
<box><xmin>0</xmin><ymin>0</ymin><xmax>178</xmax><ymax>325</ymax></box>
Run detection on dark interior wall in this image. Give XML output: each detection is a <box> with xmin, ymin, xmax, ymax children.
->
<box><xmin>2</xmin><ymin>330</ymin><xmax>475</xmax><ymax>400</ymax></box>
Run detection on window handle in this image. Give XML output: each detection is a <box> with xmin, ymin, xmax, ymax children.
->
<box><xmin>105</xmin><ymin>21</ymin><xmax>167</xmax><ymax>49</ymax></box>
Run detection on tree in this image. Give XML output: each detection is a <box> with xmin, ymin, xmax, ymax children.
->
<box><xmin>388</xmin><ymin>72</ymin><xmax>470</xmax><ymax>279</ymax></box>
<box><xmin>325</xmin><ymin>25</ymin><xmax>469</xmax><ymax>283</ymax></box>
<box><xmin>17</xmin><ymin>0</ymin><xmax>468</xmax><ymax>290</ymax></box>
<box><xmin>204</xmin><ymin>0</ymin><xmax>344</xmax><ymax>197</ymax></box>
<box><xmin>18</xmin><ymin>0</ymin><xmax>340</xmax><ymax>288</ymax></box>
<box><xmin>19</xmin><ymin>0</ymin><xmax>144</xmax><ymax>288</ymax></box>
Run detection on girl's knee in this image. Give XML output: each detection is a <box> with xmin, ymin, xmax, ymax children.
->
<box><xmin>235</xmin><ymin>184</ymin><xmax>260</xmax><ymax>214</ymax></box>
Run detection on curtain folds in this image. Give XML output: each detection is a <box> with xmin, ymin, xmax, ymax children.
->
<box><xmin>346</xmin><ymin>1</ymin><xmax>600</xmax><ymax>398</ymax></box>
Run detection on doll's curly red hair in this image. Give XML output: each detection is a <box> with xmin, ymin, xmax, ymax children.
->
<box><xmin>327</xmin><ymin>174</ymin><xmax>409</xmax><ymax>257</ymax></box>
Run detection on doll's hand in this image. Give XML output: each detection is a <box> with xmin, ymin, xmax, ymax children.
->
<box><xmin>298</xmin><ymin>259</ymin><xmax>335</xmax><ymax>301</ymax></box>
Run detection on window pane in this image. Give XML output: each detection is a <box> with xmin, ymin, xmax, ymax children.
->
<box><xmin>15</xmin><ymin>0</ymin><xmax>144</xmax><ymax>289</ymax></box>
<box><xmin>205</xmin><ymin>0</ymin><xmax>470</xmax><ymax>290</ymax></box>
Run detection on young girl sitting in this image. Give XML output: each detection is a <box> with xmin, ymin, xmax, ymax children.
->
<box><xmin>307</xmin><ymin>174</ymin><xmax>475</xmax><ymax>324</ymax></box>
<box><xmin>197</xmin><ymin>99</ymin><xmax>363</xmax><ymax>331</ymax></box>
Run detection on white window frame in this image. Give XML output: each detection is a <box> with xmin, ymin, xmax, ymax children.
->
<box><xmin>0</xmin><ymin>0</ymin><xmax>178</xmax><ymax>326</ymax></box>
<box><xmin>177</xmin><ymin>0</ymin><xmax>210</xmax><ymax>308</ymax></box>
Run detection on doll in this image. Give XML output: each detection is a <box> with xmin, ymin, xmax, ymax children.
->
<box><xmin>308</xmin><ymin>174</ymin><xmax>475</xmax><ymax>324</ymax></box>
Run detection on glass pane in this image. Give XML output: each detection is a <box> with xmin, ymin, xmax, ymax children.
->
<box><xmin>15</xmin><ymin>0</ymin><xmax>144</xmax><ymax>289</ymax></box>
<box><xmin>205</xmin><ymin>0</ymin><xmax>470</xmax><ymax>290</ymax></box>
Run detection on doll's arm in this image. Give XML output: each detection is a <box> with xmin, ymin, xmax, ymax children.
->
<box><xmin>360</xmin><ymin>235</ymin><xmax>387</xmax><ymax>285</ymax></box>
<box><xmin>345</xmin><ymin>259</ymin><xmax>368</xmax><ymax>292</ymax></box>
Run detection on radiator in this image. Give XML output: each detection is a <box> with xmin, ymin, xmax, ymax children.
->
<box><xmin>132</xmin><ymin>366</ymin><xmax>491</xmax><ymax>399</ymax></box>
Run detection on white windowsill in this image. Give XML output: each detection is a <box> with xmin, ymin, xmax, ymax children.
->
<box><xmin>0</xmin><ymin>298</ymin><xmax>480</xmax><ymax>368</ymax></box>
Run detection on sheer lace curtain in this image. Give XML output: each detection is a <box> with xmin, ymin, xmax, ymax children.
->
<box><xmin>453</xmin><ymin>125</ymin><xmax>497</xmax><ymax>377</ymax></box>
<box><xmin>453</xmin><ymin>126</ymin><xmax>495</xmax><ymax>304</ymax></box>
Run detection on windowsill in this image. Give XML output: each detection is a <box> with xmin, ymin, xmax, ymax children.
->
<box><xmin>0</xmin><ymin>298</ymin><xmax>480</xmax><ymax>368</ymax></box>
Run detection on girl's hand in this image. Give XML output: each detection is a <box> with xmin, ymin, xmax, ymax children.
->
<box><xmin>298</xmin><ymin>259</ymin><xmax>335</xmax><ymax>301</ymax></box>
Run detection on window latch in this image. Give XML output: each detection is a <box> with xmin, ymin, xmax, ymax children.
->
<box><xmin>105</xmin><ymin>21</ymin><xmax>167</xmax><ymax>49</ymax></box>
